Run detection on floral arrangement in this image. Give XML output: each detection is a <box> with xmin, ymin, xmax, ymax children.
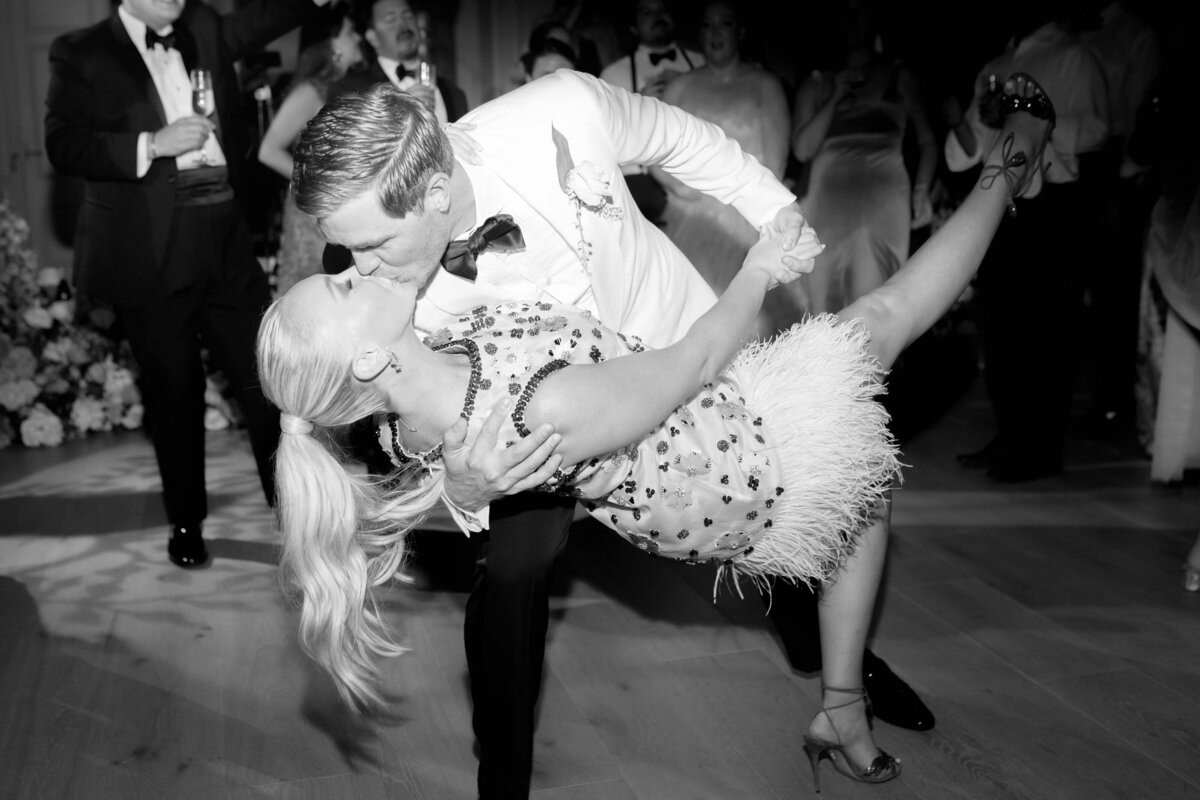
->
<box><xmin>0</xmin><ymin>195</ymin><xmax>143</xmax><ymax>449</ymax></box>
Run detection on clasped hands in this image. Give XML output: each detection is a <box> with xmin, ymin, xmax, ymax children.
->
<box><xmin>755</xmin><ymin>203</ymin><xmax>823</xmax><ymax>289</ymax></box>
<box><xmin>440</xmin><ymin>203</ymin><xmax>820</xmax><ymax>514</ymax></box>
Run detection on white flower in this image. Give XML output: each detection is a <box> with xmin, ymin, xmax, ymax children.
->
<box><xmin>48</xmin><ymin>300</ymin><xmax>75</xmax><ymax>323</ymax></box>
<box><xmin>36</xmin><ymin>267</ymin><xmax>63</xmax><ymax>288</ymax></box>
<box><xmin>20</xmin><ymin>404</ymin><xmax>64</xmax><ymax>447</ymax></box>
<box><xmin>121</xmin><ymin>403</ymin><xmax>144</xmax><ymax>429</ymax></box>
<box><xmin>104</xmin><ymin>363</ymin><xmax>136</xmax><ymax>398</ymax></box>
<box><xmin>204</xmin><ymin>407</ymin><xmax>230</xmax><ymax>431</ymax></box>
<box><xmin>70</xmin><ymin>397</ymin><xmax>110</xmax><ymax>433</ymax></box>
<box><xmin>23</xmin><ymin>306</ymin><xmax>53</xmax><ymax>329</ymax></box>
<box><xmin>564</xmin><ymin>162</ymin><xmax>612</xmax><ymax>208</ymax></box>
<box><xmin>41</xmin><ymin>339</ymin><xmax>73</xmax><ymax>364</ymax></box>
<box><xmin>2</xmin><ymin>347</ymin><xmax>37</xmax><ymax>379</ymax></box>
<box><xmin>0</xmin><ymin>379</ymin><xmax>39</xmax><ymax>411</ymax></box>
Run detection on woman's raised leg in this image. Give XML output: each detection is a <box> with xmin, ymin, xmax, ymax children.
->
<box><xmin>840</xmin><ymin>73</ymin><xmax>1058</xmax><ymax>370</ymax></box>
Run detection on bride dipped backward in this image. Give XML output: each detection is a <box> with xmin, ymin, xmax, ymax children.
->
<box><xmin>255</xmin><ymin>74</ymin><xmax>1053</xmax><ymax>728</ymax></box>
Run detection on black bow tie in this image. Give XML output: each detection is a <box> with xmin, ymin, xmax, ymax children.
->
<box><xmin>440</xmin><ymin>215</ymin><xmax>524</xmax><ymax>282</ymax></box>
<box><xmin>648</xmin><ymin>48</ymin><xmax>676</xmax><ymax>66</ymax></box>
<box><xmin>394</xmin><ymin>63</ymin><xmax>410</xmax><ymax>82</ymax></box>
<box><xmin>145</xmin><ymin>28</ymin><xmax>177</xmax><ymax>52</ymax></box>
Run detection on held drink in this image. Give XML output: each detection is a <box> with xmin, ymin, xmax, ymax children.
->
<box><xmin>416</xmin><ymin>11</ymin><xmax>435</xmax><ymax>87</ymax></box>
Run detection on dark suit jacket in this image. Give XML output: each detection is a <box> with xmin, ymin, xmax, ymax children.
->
<box><xmin>45</xmin><ymin>0</ymin><xmax>315</xmax><ymax>308</ymax></box>
<box><xmin>328</xmin><ymin>60</ymin><xmax>469</xmax><ymax>123</ymax></box>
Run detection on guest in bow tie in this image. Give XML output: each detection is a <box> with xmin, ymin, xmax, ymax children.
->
<box><xmin>599</xmin><ymin>0</ymin><xmax>703</xmax><ymax>100</ymax></box>
<box><xmin>325</xmin><ymin>0</ymin><xmax>469</xmax><ymax>124</ymax></box>
<box><xmin>45</xmin><ymin>0</ymin><xmax>329</xmax><ymax>569</ymax></box>
<box><xmin>598</xmin><ymin>0</ymin><xmax>704</xmax><ymax>226</ymax></box>
<box><xmin>289</xmin><ymin>71</ymin><xmax>810</xmax><ymax>798</ymax></box>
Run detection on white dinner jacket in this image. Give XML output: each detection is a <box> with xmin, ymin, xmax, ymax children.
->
<box><xmin>414</xmin><ymin>69</ymin><xmax>797</xmax><ymax>349</ymax></box>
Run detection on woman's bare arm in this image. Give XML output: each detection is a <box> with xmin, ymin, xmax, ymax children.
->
<box><xmin>523</xmin><ymin>232</ymin><xmax>822</xmax><ymax>466</ymax></box>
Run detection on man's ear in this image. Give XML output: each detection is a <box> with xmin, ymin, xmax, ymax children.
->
<box><xmin>425</xmin><ymin>172</ymin><xmax>451</xmax><ymax>213</ymax></box>
<box><xmin>352</xmin><ymin>347</ymin><xmax>390</xmax><ymax>383</ymax></box>
<box><xmin>364</xmin><ymin>28</ymin><xmax>380</xmax><ymax>53</ymax></box>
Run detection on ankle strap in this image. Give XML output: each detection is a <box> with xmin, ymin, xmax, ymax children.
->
<box><xmin>820</xmin><ymin>684</ymin><xmax>868</xmax><ymax>713</ymax></box>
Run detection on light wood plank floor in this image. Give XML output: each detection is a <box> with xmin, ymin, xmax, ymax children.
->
<box><xmin>1</xmin><ymin>378</ymin><xmax>1197</xmax><ymax>799</ymax></box>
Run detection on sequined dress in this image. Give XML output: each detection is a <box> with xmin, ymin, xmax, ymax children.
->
<box><xmin>382</xmin><ymin>301</ymin><xmax>900</xmax><ymax>588</ymax></box>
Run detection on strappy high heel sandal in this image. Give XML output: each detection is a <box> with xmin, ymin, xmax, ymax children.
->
<box><xmin>979</xmin><ymin>72</ymin><xmax>1057</xmax><ymax>217</ymax></box>
<box><xmin>802</xmin><ymin>685</ymin><xmax>901</xmax><ymax>793</ymax></box>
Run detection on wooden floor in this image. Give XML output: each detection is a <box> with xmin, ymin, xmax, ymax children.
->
<box><xmin>1</xmin><ymin>375</ymin><xmax>1198</xmax><ymax>800</ymax></box>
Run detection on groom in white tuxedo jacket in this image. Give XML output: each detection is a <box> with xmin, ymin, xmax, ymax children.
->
<box><xmin>294</xmin><ymin>69</ymin><xmax>806</xmax><ymax>798</ymax></box>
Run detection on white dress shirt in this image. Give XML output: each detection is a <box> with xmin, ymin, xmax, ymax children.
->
<box><xmin>119</xmin><ymin>5</ymin><xmax>227</xmax><ymax>177</ymax></box>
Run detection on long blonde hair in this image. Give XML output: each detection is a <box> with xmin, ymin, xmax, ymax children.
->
<box><xmin>257</xmin><ymin>292</ymin><xmax>443</xmax><ymax>709</ymax></box>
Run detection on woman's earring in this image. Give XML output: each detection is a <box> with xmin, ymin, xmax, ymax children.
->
<box><xmin>386</xmin><ymin>348</ymin><xmax>403</xmax><ymax>375</ymax></box>
<box><xmin>332</xmin><ymin>48</ymin><xmax>343</xmax><ymax>64</ymax></box>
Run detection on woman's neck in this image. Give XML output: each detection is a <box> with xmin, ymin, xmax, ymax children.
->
<box><xmin>383</xmin><ymin>338</ymin><xmax>472</xmax><ymax>448</ymax></box>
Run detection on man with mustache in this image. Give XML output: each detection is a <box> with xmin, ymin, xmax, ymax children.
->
<box><xmin>328</xmin><ymin>0</ymin><xmax>468</xmax><ymax>123</ymax></box>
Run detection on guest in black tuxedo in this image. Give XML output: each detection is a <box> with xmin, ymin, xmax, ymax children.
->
<box><xmin>45</xmin><ymin>0</ymin><xmax>326</xmax><ymax>568</ymax></box>
<box><xmin>328</xmin><ymin>0</ymin><xmax>469</xmax><ymax>122</ymax></box>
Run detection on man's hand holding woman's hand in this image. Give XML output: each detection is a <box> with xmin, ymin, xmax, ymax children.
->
<box><xmin>758</xmin><ymin>203</ymin><xmax>823</xmax><ymax>285</ymax></box>
<box><xmin>747</xmin><ymin>224</ymin><xmax>824</xmax><ymax>290</ymax></box>
<box><xmin>440</xmin><ymin>399</ymin><xmax>564</xmax><ymax>512</ymax></box>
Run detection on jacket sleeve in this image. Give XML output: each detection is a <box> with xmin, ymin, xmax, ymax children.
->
<box><xmin>44</xmin><ymin>36</ymin><xmax>143</xmax><ymax>182</ymax></box>
<box><xmin>220</xmin><ymin>0</ymin><xmax>321</xmax><ymax>62</ymax></box>
<box><xmin>561</xmin><ymin>71</ymin><xmax>796</xmax><ymax>228</ymax></box>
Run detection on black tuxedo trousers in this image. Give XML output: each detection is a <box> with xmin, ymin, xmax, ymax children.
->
<box><xmin>117</xmin><ymin>200</ymin><xmax>279</xmax><ymax>524</ymax></box>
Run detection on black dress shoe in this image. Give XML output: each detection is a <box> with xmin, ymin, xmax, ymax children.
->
<box><xmin>168</xmin><ymin>523</ymin><xmax>209</xmax><ymax>569</ymax></box>
<box><xmin>986</xmin><ymin>454</ymin><xmax>1062</xmax><ymax>483</ymax></box>
<box><xmin>863</xmin><ymin>650</ymin><xmax>935</xmax><ymax>731</ymax></box>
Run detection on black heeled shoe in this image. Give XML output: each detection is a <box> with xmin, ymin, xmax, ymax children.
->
<box><xmin>979</xmin><ymin>72</ymin><xmax>1057</xmax><ymax>216</ymax></box>
<box><xmin>802</xmin><ymin>685</ymin><xmax>901</xmax><ymax>793</ymax></box>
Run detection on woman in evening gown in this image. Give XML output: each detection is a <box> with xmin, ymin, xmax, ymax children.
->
<box><xmin>258</xmin><ymin>5</ymin><xmax>363</xmax><ymax>296</ymax></box>
<box><xmin>654</xmin><ymin>0</ymin><xmax>796</xmax><ymax>336</ymax></box>
<box><xmin>789</xmin><ymin>0</ymin><xmax>937</xmax><ymax>314</ymax></box>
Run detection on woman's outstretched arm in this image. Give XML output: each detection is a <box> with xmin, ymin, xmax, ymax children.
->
<box><xmin>524</xmin><ymin>230</ymin><xmax>823</xmax><ymax>466</ymax></box>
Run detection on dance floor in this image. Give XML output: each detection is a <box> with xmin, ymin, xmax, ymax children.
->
<box><xmin>1</xmin><ymin>379</ymin><xmax>1197</xmax><ymax>799</ymax></box>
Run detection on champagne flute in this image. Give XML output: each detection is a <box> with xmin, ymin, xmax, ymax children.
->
<box><xmin>189</xmin><ymin>68</ymin><xmax>214</xmax><ymax>165</ymax></box>
<box><xmin>416</xmin><ymin>11</ymin><xmax>435</xmax><ymax>87</ymax></box>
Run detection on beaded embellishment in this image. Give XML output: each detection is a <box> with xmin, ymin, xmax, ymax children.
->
<box><xmin>387</xmin><ymin>338</ymin><xmax>482</xmax><ymax>469</ymax></box>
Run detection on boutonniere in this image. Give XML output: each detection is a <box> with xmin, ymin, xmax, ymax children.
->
<box><xmin>552</xmin><ymin>125</ymin><xmax>624</xmax><ymax>272</ymax></box>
